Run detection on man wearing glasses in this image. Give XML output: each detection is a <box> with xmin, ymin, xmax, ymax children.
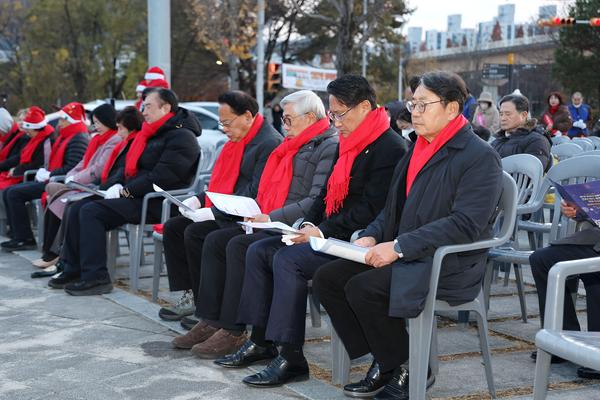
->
<box><xmin>221</xmin><ymin>75</ymin><xmax>409</xmax><ymax>387</ymax></box>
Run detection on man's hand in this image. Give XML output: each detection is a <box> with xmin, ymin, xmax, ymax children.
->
<box><xmin>365</xmin><ymin>241</ymin><xmax>400</xmax><ymax>268</ymax></box>
<box><xmin>247</xmin><ymin>213</ymin><xmax>270</xmax><ymax>223</ymax></box>
<box><xmin>353</xmin><ymin>236</ymin><xmax>377</xmax><ymax>248</ymax></box>
<box><xmin>560</xmin><ymin>200</ymin><xmax>578</xmax><ymax>220</ymax></box>
<box><xmin>290</xmin><ymin>225</ymin><xmax>322</xmax><ymax>244</ymax></box>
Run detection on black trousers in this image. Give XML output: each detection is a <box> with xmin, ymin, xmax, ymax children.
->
<box><xmin>61</xmin><ymin>197</ymin><xmax>146</xmax><ymax>281</ymax></box>
<box><xmin>42</xmin><ymin>210</ymin><xmax>61</xmax><ymax>257</ymax></box>
<box><xmin>237</xmin><ymin>240</ymin><xmax>335</xmax><ymax>345</ymax></box>
<box><xmin>195</xmin><ymin>229</ymin><xmax>273</xmax><ymax>330</ymax></box>
<box><xmin>162</xmin><ymin>215</ymin><xmax>220</xmax><ymax>303</ymax></box>
<box><xmin>4</xmin><ymin>181</ymin><xmax>46</xmax><ymax>241</ymax></box>
<box><xmin>312</xmin><ymin>259</ymin><xmax>409</xmax><ymax>373</ymax></box>
<box><xmin>530</xmin><ymin>244</ymin><xmax>600</xmax><ymax>331</ymax></box>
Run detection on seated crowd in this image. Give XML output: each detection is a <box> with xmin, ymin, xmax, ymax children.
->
<box><xmin>0</xmin><ymin>69</ymin><xmax>598</xmax><ymax>399</ymax></box>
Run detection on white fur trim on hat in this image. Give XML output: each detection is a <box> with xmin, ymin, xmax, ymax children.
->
<box><xmin>136</xmin><ymin>84</ymin><xmax>146</xmax><ymax>92</ymax></box>
<box><xmin>145</xmin><ymin>72</ymin><xmax>165</xmax><ymax>80</ymax></box>
<box><xmin>22</xmin><ymin>119</ymin><xmax>47</xmax><ymax>130</ymax></box>
<box><xmin>59</xmin><ymin>110</ymin><xmax>83</xmax><ymax>124</ymax></box>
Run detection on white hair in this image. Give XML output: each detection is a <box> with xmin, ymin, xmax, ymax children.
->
<box><xmin>280</xmin><ymin>90</ymin><xmax>326</xmax><ymax>120</ymax></box>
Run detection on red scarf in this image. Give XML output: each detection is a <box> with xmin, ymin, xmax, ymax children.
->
<box><xmin>406</xmin><ymin>114</ymin><xmax>467</xmax><ymax>195</ymax></box>
<box><xmin>82</xmin><ymin>129</ymin><xmax>118</xmax><ymax>168</ymax></box>
<box><xmin>101</xmin><ymin>131</ymin><xmax>138</xmax><ymax>183</ymax></box>
<box><xmin>205</xmin><ymin>113</ymin><xmax>264</xmax><ymax>207</ymax></box>
<box><xmin>48</xmin><ymin>122</ymin><xmax>87</xmax><ymax>171</ymax></box>
<box><xmin>20</xmin><ymin>125</ymin><xmax>54</xmax><ymax>163</ymax></box>
<box><xmin>549</xmin><ymin>105</ymin><xmax>559</xmax><ymax>114</ymax></box>
<box><xmin>324</xmin><ymin>107</ymin><xmax>389</xmax><ymax>216</ymax></box>
<box><xmin>0</xmin><ymin>124</ymin><xmax>25</xmax><ymax>162</ymax></box>
<box><xmin>256</xmin><ymin>118</ymin><xmax>330</xmax><ymax>214</ymax></box>
<box><xmin>125</xmin><ymin>112</ymin><xmax>174</xmax><ymax>178</ymax></box>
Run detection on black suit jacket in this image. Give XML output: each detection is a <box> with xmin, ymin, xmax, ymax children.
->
<box><xmin>304</xmin><ymin>128</ymin><xmax>410</xmax><ymax>240</ymax></box>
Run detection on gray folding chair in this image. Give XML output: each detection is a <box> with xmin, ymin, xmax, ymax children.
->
<box><xmin>587</xmin><ymin>135</ymin><xmax>600</xmax><ymax>150</ymax></box>
<box><xmin>551</xmin><ymin>142</ymin><xmax>583</xmax><ymax>161</ymax></box>
<box><xmin>533</xmin><ymin>257</ymin><xmax>600</xmax><ymax>399</ymax></box>
<box><xmin>551</xmin><ymin>136</ymin><xmax>570</xmax><ymax>146</ymax></box>
<box><xmin>332</xmin><ymin>172</ymin><xmax>518</xmax><ymax>400</ymax></box>
<box><xmin>575</xmin><ymin>150</ymin><xmax>600</xmax><ymax>157</ymax></box>
<box><xmin>571</xmin><ymin>137</ymin><xmax>594</xmax><ymax>151</ymax></box>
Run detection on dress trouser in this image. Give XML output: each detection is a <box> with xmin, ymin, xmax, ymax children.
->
<box><xmin>62</xmin><ymin>198</ymin><xmax>147</xmax><ymax>281</ymax></box>
<box><xmin>530</xmin><ymin>244</ymin><xmax>600</xmax><ymax>331</ymax></box>
<box><xmin>195</xmin><ymin>229</ymin><xmax>273</xmax><ymax>330</ymax></box>
<box><xmin>162</xmin><ymin>215</ymin><xmax>220</xmax><ymax>304</ymax></box>
<box><xmin>312</xmin><ymin>258</ymin><xmax>409</xmax><ymax>373</ymax></box>
<box><xmin>4</xmin><ymin>182</ymin><xmax>46</xmax><ymax>241</ymax></box>
<box><xmin>236</xmin><ymin>240</ymin><xmax>335</xmax><ymax>345</ymax></box>
<box><xmin>42</xmin><ymin>210</ymin><xmax>61</xmax><ymax>257</ymax></box>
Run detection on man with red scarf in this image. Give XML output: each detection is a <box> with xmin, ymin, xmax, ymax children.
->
<box><xmin>160</xmin><ymin>91</ymin><xmax>282</xmax><ymax>322</ymax></box>
<box><xmin>49</xmin><ymin>89</ymin><xmax>200</xmax><ymax>295</ymax></box>
<box><xmin>213</xmin><ymin>75</ymin><xmax>409</xmax><ymax>387</ymax></box>
<box><xmin>168</xmin><ymin>90</ymin><xmax>338</xmax><ymax>358</ymax></box>
<box><xmin>312</xmin><ymin>72</ymin><xmax>503</xmax><ymax>400</ymax></box>
<box><xmin>1</xmin><ymin>103</ymin><xmax>89</xmax><ymax>251</ymax></box>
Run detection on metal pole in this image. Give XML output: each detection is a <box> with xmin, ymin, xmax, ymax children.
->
<box><xmin>398</xmin><ymin>47</ymin><xmax>403</xmax><ymax>100</ymax></box>
<box><xmin>147</xmin><ymin>0</ymin><xmax>171</xmax><ymax>84</ymax></box>
<box><xmin>361</xmin><ymin>0</ymin><xmax>367</xmax><ymax>77</ymax></box>
<box><xmin>256</xmin><ymin>0</ymin><xmax>265</xmax><ymax>113</ymax></box>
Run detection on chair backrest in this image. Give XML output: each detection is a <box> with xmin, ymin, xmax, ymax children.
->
<box><xmin>575</xmin><ymin>150</ymin><xmax>600</xmax><ymax>157</ymax></box>
<box><xmin>572</xmin><ymin>137</ymin><xmax>594</xmax><ymax>151</ymax></box>
<box><xmin>551</xmin><ymin>136</ymin><xmax>570</xmax><ymax>145</ymax></box>
<box><xmin>501</xmin><ymin>154</ymin><xmax>543</xmax><ymax>212</ymax></box>
<box><xmin>551</xmin><ymin>142</ymin><xmax>583</xmax><ymax>161</ymax></box>
<box><xmin>587</xmin><ymin>136</ymin><xmax>600</xmax><ymax>150</ymax></box>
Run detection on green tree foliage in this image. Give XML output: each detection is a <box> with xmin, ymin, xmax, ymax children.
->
<box><xmin>0</xmin><ymin>0</ymin><xmax>147</xmax><ymax>112</ymax></box>
<box><xmin>553</xmin><ymin>0</ymin><xmax>600</xmax><ymax>108</ymax></box>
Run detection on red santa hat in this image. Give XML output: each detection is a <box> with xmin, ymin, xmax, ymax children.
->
<box><xmin>145</xmin><ymin>66</ymin><xmax>165</xmax><ymax>81</ymax></box>
<box><xmin>59</xmin><ymin>102</ymin><xmax>86</xmax><ymax>124</ymax></box>
<box><xmin>21</xmin><ymin>106</ymin><xmax>47</xmax><ymax>130</ymax></box>
<box><xmin>136</xmin><ymin>80</ymin><xmax>148</xmax><ymax>93</ymax></box>
<box><xmin>146</xmin><ymin>78</ymin><xmax>170</xmax><ymax>89</ymax></box>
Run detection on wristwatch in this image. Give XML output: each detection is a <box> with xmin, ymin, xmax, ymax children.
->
<box><xmin>393</xmin><ymin>239</ymin><xmax>404</xmax><ymax>259</ymax></box>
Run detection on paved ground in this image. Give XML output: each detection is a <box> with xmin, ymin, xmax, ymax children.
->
<box><xmin>1</xmin><ymin>234</ymin><xmax>599</xmax><ymax>399</ymax></box>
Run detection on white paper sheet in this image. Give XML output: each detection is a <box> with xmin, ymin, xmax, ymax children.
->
<box><xmin>309</xmin><ymin>237</ymin><xmax>369</xmax><ymax>264</ymax></box>
<box><xmin>206</xmin><ymin>192</ymin><xmax>261</xmax><ymax>218</ymax></box>
<box><xmin>237</xmin><ymin>221</ymin><xmax>300</xmax><ymax>235</ymax></box>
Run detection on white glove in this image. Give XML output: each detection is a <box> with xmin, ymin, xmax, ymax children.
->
<box><xmin>181</xmin><ymin>207</ymin><xmax>215</xmax><ymax>223</ymax></box>
<box><xmin>178</xmin><ymin>195</ymin><xmax>201</xmax><ymax>214</ymax></box>
<box><xmin>65</xmin><ymin>176</ymin><xmax>74</xmax><ymax>184</ymax></box>
<box><xmin>35</xmin><ymin>168</ymin><xmax>51</xmax><ymax>182</ymax></box>
<box><xmin>573</xmin><ymin>119</ymin><xmax>587</xmax><ymax>129</ymax></box>
<box><xmin>104</xmin><ymin>183</ymin><xmax>123</xmax><ymax>199</ymax></box>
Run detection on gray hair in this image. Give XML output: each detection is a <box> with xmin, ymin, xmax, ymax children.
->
<box><xmin>280</xmin><ymin>90</ymin><xmax>326</xmax><ymax>120</ymax></box>
<box><xmin>572</xmin><ymin>91</ymin><xmax>583</xmax><ymax>99</ymax></box>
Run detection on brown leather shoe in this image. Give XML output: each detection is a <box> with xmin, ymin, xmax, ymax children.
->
<box><xmin>171</xmin><ymin>320</ymin><xmax>218</xmax><ymax>349</ymax></box>
<box><xmin>191</xmin><ymin>329</ymin><xmax>247</xmax><ymax>359</ymax></box>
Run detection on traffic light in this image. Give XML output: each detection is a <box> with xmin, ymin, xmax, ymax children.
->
<box><xmin>538</xmin><ymin>17</ymin><xmax>575</xmax><ymax>27</ymax></box>
<box><xmin>267</xmin><ymin>63</ymin><xmax>282</xmax><ymax>93</ymax></box>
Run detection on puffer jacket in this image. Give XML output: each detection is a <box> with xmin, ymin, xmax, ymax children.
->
<box><xmin>491</xmin><ymin>119</ymin><xmax>552</xmax><ymax>171</ymax></box>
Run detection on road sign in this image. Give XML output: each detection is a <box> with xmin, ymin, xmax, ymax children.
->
<box><xmin>482</xmin><ymin>63</ymin><xmax>509</xmax><ymax>80</ymax></box>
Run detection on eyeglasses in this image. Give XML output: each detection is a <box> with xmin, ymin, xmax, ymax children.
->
<box><xmin>406</xmin><ymin>100</ymin><xmax>444</xmax><ymax>113</ymax></box>
<box><xmin>218</xmin><ymin>115</ymin><xmax>240</xmax><ymax>129</ymax></box>
<box><xmin>327</xmin><ymin>106</ymin><xmax>354</xmax><ymax>122</ymax></box>
<box><xmin>281</xmin><ymin>113</ymin><xmax>308</xmax><ymax>127</ymax></box>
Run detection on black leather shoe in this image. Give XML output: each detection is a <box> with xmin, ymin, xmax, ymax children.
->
<box><xmin>374</xmin><ymin>367</ymin><xmax>409</xmax><ymax>400</ymax></box>
<box><xmin>343</xmin><ymin>360</ymin><xmax>393</xmax><ymax>398</ymax></box>
<box><xmin>1</xmin><ymin>238</ymin><xmax>37</xmax><ymax>251</ymax></box>
<box><xmin>48</xmin><ymin>272</ymin><xmax>78</xmax><ymax>289</ymax></box>
<box><xmin>531</xmin><ymin>350</ymin><xmax>566</xmax><ymax>364</ymax></box>
<box><xmin>33</xmin><ymin>261</ymin><xmax>64</xmax><ymax>279</ymax></box>
<box><xmin>214</xmin><ymin>339</ymin><xmax>278</xmax><ymax>368</ymax></box>
<box><xmin>577</xmin><ymin>366</ymin><xmax>600</xmax><ymax>379</ymax></box>
<box><xmin>181</xmin><ymin>315</ymin><xmax>201</xmax><ymax>331</ymax></box>
<box><xmin>64</xmin><ymin>279</ymin><xmax>113</xmax><ymax>296</ymax></box>
<box><xmin>242</xmin><ymin>355</ymin><xmax>309</xmax><ymax>387</ymax></box>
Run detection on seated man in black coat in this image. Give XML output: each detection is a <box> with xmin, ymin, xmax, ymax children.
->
<box><xmin>213</xmin><ymin>75</ymin><xmax>409</xmax><ymax>387</ymax></box>
<box><xmin>159</xmin><ymin>91</ymin><xmax>282</xmax><ymax>321</ymax></box>
<box><xmin>312</xmin><ymin>71</ymin><xmax>503</xmax><ymax>400</ymax></box>
<box><xmin>49</xmin><ymin>88</ymin><xmax>201</xmax><ymax>295</ymax></box>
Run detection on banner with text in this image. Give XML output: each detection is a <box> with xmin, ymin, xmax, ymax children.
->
<box><xmin>282</xmin><ymin>63</ymin><xmax>337</xmax><ymax>91</ymax></box>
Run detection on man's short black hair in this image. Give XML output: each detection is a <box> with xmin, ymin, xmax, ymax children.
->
<box><xmin>142</xmin><ymin>88</ymin><xmax>179</xmax><ymax>112</ymax></box>
<box><xmin>218</xmin><ymin>91</ymin><xmax>259</xmax><ymax>116</ymax></box>
<box><xmin>409</xmin><ymin>76</ymin><xmax>421</xmax><ymax>94</ymax></box>
<box><xmin>499</xmin><ymin>94</ymin><xmax>529</xmax><ymax>113</ymax></box>
<box><xmin>116</xmin><ymin>106</ymin><xmax>144</xmax><ymax>132</ymax></box>
<box><xmin>418</xmin><ymin>71</ymin><xmax>468</xmax><ymax>113</ymax></box>
<box><xmin>327</xmin><ymin>74</ymin><xmax>377</xmax><ymax>110</ymax></box>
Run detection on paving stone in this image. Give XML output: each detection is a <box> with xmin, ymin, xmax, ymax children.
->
<box><xmin>490</xmin><ymin>315</ymin><xmax>588</xmax><ymax>344</ymax></box>
<box><xmin>507</xmin><ymin>384</ymin><xmax>600</xmax><ymax>399</ymax></box>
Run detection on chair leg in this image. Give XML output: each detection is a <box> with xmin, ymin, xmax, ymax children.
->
<box><xmin>152</xmin><ymin>238</ymin><xmax>163</xmax><ymax>303</ymax></box>
<box><xmin>36</xmin><ymin>202</ymin><xmax>44</xmax><ymax>252</ymax></box>
<box><xmin>331</xmin><ymin>327</ymin><xmax>350</xmax><ymax>385</ymax></box>
<box><xmin>473</xmin><ymin>292</ymin><xmax>496</xmax><ymax>398</ymax></box>
<box><xmin>409</xmin><ymin>312</ymin><xmax>434</xmax><ymax>400</ymax></box>
<box><xmin>513</xmin><ymin>264</ymin><xmax>528</xmax><ymax>323</ymax></box>
<box><xmin>503</xmin><ymin>262</ymin><xmax>510</xmax><ymax>286</ymax></box>
<box><xmin>532</xmin><ymin>349</ymin><xmax>552</xmax><ymax>400</ymax></box>
<box><xmin>308</xmin><ymin>293</ymin><xmax>321</xmax><ymax>328</ymax></box>
<box><xmin>106</xmin><ymin>230</ymin><xmax>119</xmax><ymax>281</ymax></box>
<box><xmin>483</xmin><ymin>260</ymin><xmax>494</xmax><ymax>312</ymax></box>
<box><xmin>128</xmin><ymin>225</ymin><xmax>142</xmax><ymax>293</ymax></box>
<box><xmin>430</xmin><ymin>316</ymin><xmax>439</xmax><ymax>376</ymax></box>
<box><xmin>527</xmin><ymin>231</ymin><xmax>537</xmax><ymax>251</ymax></box>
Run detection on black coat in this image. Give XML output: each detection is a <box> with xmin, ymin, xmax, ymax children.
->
<box><xmin>49</xmin><ymin>133</ymin><xmax>89</xmax><ymax>177</ymax></box>
<box><xmin>491</xmin><ymin>120</ymin><xmax>552</xmax><ymax>172</ymax></box>
<box><xmin>305</xmin><ymin>129</ymin><xmax>410</xmax><ymax>240</ymax></box>
<box><xmin>361</xmin><ymin>125</ymin><xmax>503</xmax><ymax>317</ymax></box>
<box><xmin>0</xmin><ymin>130</ymin><xmax>30</xmax><ymax>172</ymax></box>
<box><xmin>102</xmin><ymin>108</ymin><xmax>201</xmax><ymax>222</ymax></box>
